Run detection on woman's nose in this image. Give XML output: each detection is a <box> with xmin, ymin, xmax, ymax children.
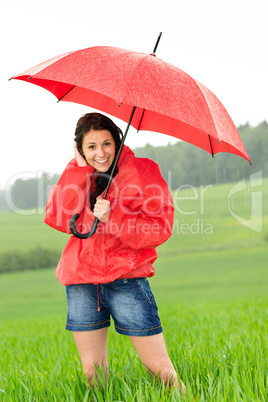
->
<box><xmin>97</xmin><ymin>146</ymin><xmax>106</xmax><ymax>157</ymax></box>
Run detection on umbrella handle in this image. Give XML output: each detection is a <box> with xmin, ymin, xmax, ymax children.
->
<box><xmin>70</xmin><ymin>214</ymin><xmax>99</xmax><ymax>239</ymax></box>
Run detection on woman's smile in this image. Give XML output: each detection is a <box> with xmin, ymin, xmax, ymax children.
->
<box><xmin>82</xmin><ymin>129</ymin><xmax>116</xmax><ymax>172</ymax></box>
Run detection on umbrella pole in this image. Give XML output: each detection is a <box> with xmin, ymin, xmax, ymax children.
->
<box><xmin>70</xmin><ymin>106</ymin><xmax>137</xmax><ymax>239</ymax></box>
<box><xmin>103</xmin><ymin>105</ymin><xmax>137</xmax><ymax>198</ymax></box>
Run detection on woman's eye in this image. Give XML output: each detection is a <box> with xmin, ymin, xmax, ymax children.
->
<box><xmin>88</xmin><ymin>145</ymin><xmax>95</xmax><ymax>149</ymax></box>
<box><xmin>104</xmin><ymin>142</ymin><xmax>111</xmax><ymax>146</ymax></box>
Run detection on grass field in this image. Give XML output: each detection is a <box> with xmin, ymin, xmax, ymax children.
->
<box><xmin>0</xmin><ymin>178</ymin><xmax>267</xmax><ymax>401</ymax></box>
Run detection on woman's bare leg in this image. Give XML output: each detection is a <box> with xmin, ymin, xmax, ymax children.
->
<box><xmin>72</xmin><ymin>327</ymin><xmax>109</xmax><ymax>387</ymax></box>
<box><xmin>129</xmin><ymin>332</ymin><xmax>186</xmax><ymax>394</ymax></box>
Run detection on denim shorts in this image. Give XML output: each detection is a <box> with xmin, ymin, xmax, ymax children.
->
<box><xmin>65</xmin><ymin>278</ymin><xmax>162</xmax><ymax>336</ymax></box>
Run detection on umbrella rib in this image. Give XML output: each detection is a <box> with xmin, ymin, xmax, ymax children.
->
<box><xmin>57</xmin><ymin>85</ymin><xmax>76</xmax><ymax>102</ymax></box>
<box><xmin>137</xmin><ymin>109</ymin><xmax>146</xmax><ymax>132</ymax></box>
<box><xmin>208</xmin><ymin>134</ymin><xmax>214</xmax><ymax>158</ymax></box>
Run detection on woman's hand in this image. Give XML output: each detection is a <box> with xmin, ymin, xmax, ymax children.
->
<box><xmin>93</xmin><ymin>196</ymin><xmax>111</xmax><ymax>223</ymax></box>
<box><xmin>74</xmin><ymin>142</ymin><xmax>88</xmax><ymax>167</ymax></box>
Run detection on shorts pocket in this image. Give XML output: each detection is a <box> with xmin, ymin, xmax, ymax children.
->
<box><xmin>136</xmin><ymin>278</ymin><xmax>153</xmax><ymax>304</ymax></box>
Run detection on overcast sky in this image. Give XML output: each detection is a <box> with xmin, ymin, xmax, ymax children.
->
<box><xmin>1</xmin><ymin>0</ymin><xmax>267</xmax><ymax>189</ymax></box>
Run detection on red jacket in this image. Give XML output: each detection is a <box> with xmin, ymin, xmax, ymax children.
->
<box><xmin>44</xmin><ymin>146</ymin><xmax>174</xmax><ymax>285</ymax></box>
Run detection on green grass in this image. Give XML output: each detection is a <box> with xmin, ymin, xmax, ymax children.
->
<box><xmin>0</xmin><ymin>212</ymin><xmax>68</xmax><ymax>252</ymax></box>
<box><xmin>0</xmin><ymin>178</ymin><xmax>268</xmax><ymax>400</ymax></box>
<box><xmin>1</xmin><ymin>263</ymin><xmax>268</xmax><ymax>401</ymax></box>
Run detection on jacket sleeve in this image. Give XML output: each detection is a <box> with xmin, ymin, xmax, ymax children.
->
<box><xmin>104</xmin><ymin>159</ymin><xmax>174</xmax><ymax>249</ymax></box>
<box><xmin>44</xmin><ymin>159</ymin><xmax>95</xmax><ymax>234</ymax></box>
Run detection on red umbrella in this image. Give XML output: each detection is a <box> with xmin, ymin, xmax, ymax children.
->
<box><xmin>10</xmin><ymin>33</ymin><xmax>251</xmax><ymax>238</ymax></box>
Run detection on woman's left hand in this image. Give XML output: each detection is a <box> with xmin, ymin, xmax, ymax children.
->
<box><xmin>74</xmin><ymin>142</ymin><xmax>88</xmax><ymax>167</ymax></box>
<box><xmin>93</xmin><ymin>197</ymin><xmax>111</xmax><ymax>223</ymax></box>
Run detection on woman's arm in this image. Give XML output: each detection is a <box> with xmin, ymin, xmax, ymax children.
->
<box><xmin>104</xmin><ymin>159</ymin><xmax>174</xmax><ymax>249</ymax></box>
<box><xmin>44</xmin><ymin>158</ymin><xmax>95</xmax><ymax>234</ymax></box>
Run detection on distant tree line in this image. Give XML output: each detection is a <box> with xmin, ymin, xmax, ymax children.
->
<box><xmin>134</xmin><ymin>121</ymin><xmax>268</xmax><ymax>188</ymax></box>
<box><xmin>0</xmin><ymin>121</ymin><xmax>267</xmax><ymax>212</ymax></box>
<box><xmin>0</xmin><ymin>246</ymin><xmax>61</xmax><ymax>273</ymax></box>
<box><xmin>6</xmin><ymin>173</ymin><xmax>60</xmax><ymax>211</ymax></box>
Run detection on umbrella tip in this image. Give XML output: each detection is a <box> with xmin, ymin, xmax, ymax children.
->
<box><xmin>151</xmin><ymin>32</ymin><xmax>162</xmax><ymax>55</ymax></box>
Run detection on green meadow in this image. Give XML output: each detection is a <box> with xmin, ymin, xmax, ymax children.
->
<box><xmin>0</xmin><ymin>179</ymin><xmax>267</xmax><ymax>401</ymax></box>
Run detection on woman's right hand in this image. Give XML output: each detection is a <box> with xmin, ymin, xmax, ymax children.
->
<box><xmin>93</xmin><ymin>196</ymin><xmax>111</xmax><ymax>224</ymax></box>
<box><xmin>74</xmin><ymin>142</ymin><xmax>88</xmax><ymax>167</ymax></box>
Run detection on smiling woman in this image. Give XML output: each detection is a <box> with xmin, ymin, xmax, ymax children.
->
<box><xmin>44</xmin><ymin>112</ymin><xmax>186</xmax><ymax>395</ymax></box>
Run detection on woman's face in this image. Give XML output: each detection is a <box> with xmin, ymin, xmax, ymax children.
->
<box><xmin>81</xmin><ymin>129</ymin><xmax>116</xmax><ymax>172</ymax></box>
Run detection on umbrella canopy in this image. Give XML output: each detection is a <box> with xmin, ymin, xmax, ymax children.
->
<box><xmin>11</xmin><ymin>45</ymin><xmax>250</xmax><ymax>162</ymax></box>
<box><xmin>10</xmin><ymin>37</ymin><xmax>251</xmax><ymax>238</ymax></box>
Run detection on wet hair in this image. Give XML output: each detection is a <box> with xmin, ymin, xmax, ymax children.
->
<box><xmin>74</xmin><ymin>113</ymin><xmax>123</xmax><ymax>211</ymax></box>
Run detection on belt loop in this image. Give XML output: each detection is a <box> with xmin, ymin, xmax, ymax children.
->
<box><xmin>97</xmin><ymin>284</ymin><xmax>100</xmax><ymax>312</ymax></box>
